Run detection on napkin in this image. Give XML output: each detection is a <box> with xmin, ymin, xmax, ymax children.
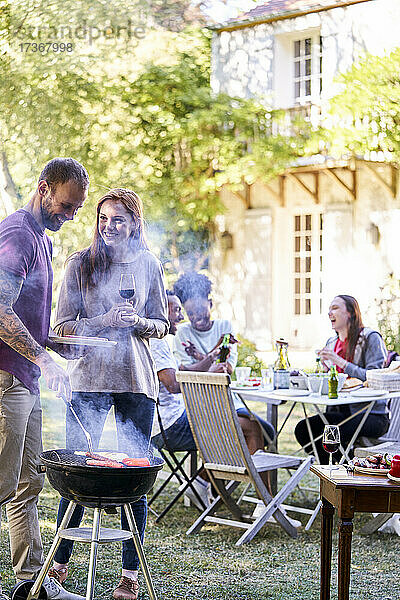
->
<box><xmin>342</xmin><ymin>377</ymin><xmax>364</xmax><ymax>390</ymax></box>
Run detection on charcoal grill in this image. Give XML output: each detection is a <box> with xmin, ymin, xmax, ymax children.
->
<box><xmin>11</xmin><ymin>449</ymin><xmax>164</xmax><ymax>600</ymax></box>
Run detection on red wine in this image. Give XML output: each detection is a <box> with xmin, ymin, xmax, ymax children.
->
<box><xmin>119</xmin><ymin>288</ymin><xmax>135</xmax><ymax>300</ymax></box>
<box><xmin>323</xmin><ymin>441</ymin><xmax>340</xmax><ymax>454</ymax></box>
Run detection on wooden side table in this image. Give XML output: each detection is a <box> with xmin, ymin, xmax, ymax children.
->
<box><xmin>311</xmin><ymin>465</ymin><xmax>400</xmax><ymax>600</ymax></box>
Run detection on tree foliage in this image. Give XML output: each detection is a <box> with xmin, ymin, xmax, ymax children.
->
<box><xmin>319</xmin><ymin>48</ymin><xmax>400</xmax><ymax>162</ymax></box>
<box><xmin>375</xmin><ymin>273</ymin><xmax>400</xmax><ymax>353</ymax></box>
<box><xmin>1</xmin><ymin>1</ymin><xmax>305</xmax><ymax>280</ymax></box>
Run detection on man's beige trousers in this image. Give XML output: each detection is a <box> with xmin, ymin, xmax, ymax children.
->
<box><xmin>0</xmin><ymin>370</ymin><xmax>45</xmax><ymax>580</ymax></box>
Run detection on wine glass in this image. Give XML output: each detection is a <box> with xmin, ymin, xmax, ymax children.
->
<box><xmin>322</xmin><ymin>424</ymin><xmax>341</xmax><ymax>477</ymax></box>
<box><xmin>119</xmin><ymin>273</ymin><xmax>135</xmax><ymax>305</ymax></box>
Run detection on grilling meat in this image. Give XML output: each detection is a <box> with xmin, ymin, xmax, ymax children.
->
<box><xmin>84</xmin><ymin>451</ymin><xmax>150</xmax><ymax>468</ymax></box>
<box><xmin>86</xmin><ymin>452</ymin><xmax>125</xmax><ymax>468</ymax></box>
<box><xmin>86</xmin><ymin>459</ymin><xmax>124</xmax><ymax>468</ymax></box>
<box><xmin>122</xmin><ymin>458</ymin><xmax>150</xmax><ymax>467</ymax></box>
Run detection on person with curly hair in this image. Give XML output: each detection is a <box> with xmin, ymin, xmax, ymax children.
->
<box><xmin>172</xmin><ymin>272</ymin><xmax>238</xmax><ymax>373</ymax></box>
<box><xmin>172</xmin><ymin>272</ymin><xmax>275</xmax><ymax>454</ymax></box>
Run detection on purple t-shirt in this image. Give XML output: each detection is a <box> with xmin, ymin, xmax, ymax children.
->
<box><xmin>0</xmin><ymin>209</ymin><xmax>53</xmax><ymax>395</ymax></box>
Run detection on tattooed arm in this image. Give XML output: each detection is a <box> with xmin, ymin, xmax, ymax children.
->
<box><xmin>0</xmin><ymin>268</ymin><xmax>72</xmax><ymax>401</ymax></box>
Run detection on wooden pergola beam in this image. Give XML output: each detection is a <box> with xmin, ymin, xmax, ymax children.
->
<box><xmin>279</xmin><ymin>175</ymin><xmax>285</xmax><ymax>207</ymax></box>
<box><xmin>232</xmin><ymin>182</ymin><xmax>251</xmax><ymax>209</ymax></box>
<box><xmin>287</xmin><ymin>172</ymin><xmax>320</xmax><ymax>203</ymax></box>
<box><xmin>392</xmin><ymin>165</ymin><xmax>398</xmax><ymax>200</ymax></box>
<box><xmin>324</xmin><ymin>168</ymin><xmax>357</xmax><ymax>200</ymax></box>
<box><xmin>363</xmin><ymin>163</ymin><xmax>396</xmax><ymax>198</ymax></box>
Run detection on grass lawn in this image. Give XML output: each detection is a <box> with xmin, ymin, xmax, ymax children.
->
<box><xmin>1</xmin><ymin>390</ymin><xmax>399</xmax><ymax>600</ymax></box>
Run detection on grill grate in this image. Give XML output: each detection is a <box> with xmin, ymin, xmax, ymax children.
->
<box><xmin>41</xmin><ymin>448</ymin><xmax>158</xmax><ymax>468</ymax></box>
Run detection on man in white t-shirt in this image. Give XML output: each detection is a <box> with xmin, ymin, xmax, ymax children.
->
<box><xmin>150</xmin><ymin>291</ymin><xmax>219</xmax><ymax>507</ymax></box>
<box><xmin>150</xmin><ymin>286</ymin><xmax>276</xmax><ymax>506</ymax></box>
<box><xmin>151</xmin><ymin>292</ymin><xmax>222</xmax><ymax>452</ymax></box>
<box><xmin>172</xmin><ymin>272</ymin><xmax>275</xmax><ymax>452</ymax></box>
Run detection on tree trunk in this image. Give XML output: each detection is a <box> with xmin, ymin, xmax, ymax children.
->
<box><xmin>0</xmin><ymin>150</ymin><xmax>20</xmax><ymax>215</ymax></box>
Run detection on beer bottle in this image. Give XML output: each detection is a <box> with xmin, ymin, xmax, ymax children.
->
<box><xmin>216</xmin><ymin>334</ymin><xmax>231</xmax><ymax>363</ymax></box>
<box><xmin>328</xmin><ymin>365</ymin><xmax>339</xmax><ymax>399</ymax></box>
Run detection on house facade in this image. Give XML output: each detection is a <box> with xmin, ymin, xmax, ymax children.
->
<box><xmin>209</xmin><ymin>0</ymin><xmax>400</xmax><ymax>351</ymax></box>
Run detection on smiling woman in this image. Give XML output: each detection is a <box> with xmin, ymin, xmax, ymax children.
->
<box><xmin>98</xmin><ymin>201</ymin><xmax>137</xmax><ymax>249</ymax></box>
<box><xmin>49</xmin><ymin>188</ymin><xmax>168</xmax><ymax>599</ymax></box>
<box><xmin>295</xmin><ymin>294</ymin><xmax>389</xmax><ymax>463</ymax></box>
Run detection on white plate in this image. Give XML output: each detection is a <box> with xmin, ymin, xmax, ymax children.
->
<box><xmin>49</xmin><ymin>335</ymin><xmax>117</xmax><ymax>348</ymax></box>
<box><xmin>273</xmin><ymin>389</ymin><xmax>310</xmax><ymax>397</ymax></box>
<box><xmin>388</xmin><ymin>473</ymin><xmax>400</xmax><ymax>483</ymax></box>
<box><xmin>234</xmin><ymin>379</ymin><xmax>262</xmax><ymax>388</ymax></box>
<box><xmin>350</xmin><ymin>389</ymin><xmax>388</xmax><ymax>398</ymax></box>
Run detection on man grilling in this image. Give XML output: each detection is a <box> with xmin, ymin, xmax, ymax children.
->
<box><xmin>0</xmin><ymin>158</ymin><xmax>88</xmax><ymax>600</ymax></box>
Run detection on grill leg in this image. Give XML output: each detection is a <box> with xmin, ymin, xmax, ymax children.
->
<box><xmin>27</xmin><ymin>501</ymin><xmax>77</xmax><ymax>600</ymax></box>
<box><xmin>123</xmin><ymin>504</ymin><xmax>157</xmax><ymax>600</ymax></box>
<box><xmin>86</xmin><ymin>508</ymin><xmax>102</xmax><ymax>600</ymax></box>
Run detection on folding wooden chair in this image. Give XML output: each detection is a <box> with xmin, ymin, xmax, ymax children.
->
<box><xmin>148</xmin><ymin>403</ymin><xmax>206</xmax><ymax>522</ymax></box>
<box><xmin>355</xmin><ymin>396</ymin><xmax>400</xmax><ymax>458</ymax></box>
<box><xmin>176</xmin><ymin>371</ymin><xmax>313</xmax><ymax>546</ymax></box>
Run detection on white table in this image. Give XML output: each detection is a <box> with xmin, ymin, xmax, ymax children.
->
<box><xmin>230</xmin><ymin>386</ymin><xmax>392</xmax><ymax>528</ymax></box>
<box><xmin>231</xmin><ymin>387</ymin><xmax>391</xmax><ymax>462</ymax></box>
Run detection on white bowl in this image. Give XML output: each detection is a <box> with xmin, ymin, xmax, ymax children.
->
<box><xmin>307</xmin><ymin>373</ymin><xmax>348</xmax><ymax>395</ymax></box>
<box><xmin>290</xmin><ymin>375</ymin><xmax>308</xmax><ymax>390</ymax></box>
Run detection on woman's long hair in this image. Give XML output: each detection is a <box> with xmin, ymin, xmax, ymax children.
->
<box><xmin>338</xmin><ymin>294</ymin><xmax>364</xmax><ymax>361</ymax></box>
<box><xmin>78</xmin><ymin>188</ymin><xmax>148</xmax><ymax>287</ymax></box>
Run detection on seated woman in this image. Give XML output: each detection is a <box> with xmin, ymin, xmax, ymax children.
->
<box><xmin>295</xmin><ymin>294</ymin><xmax>389</xmax><ymax>463</ymax></box>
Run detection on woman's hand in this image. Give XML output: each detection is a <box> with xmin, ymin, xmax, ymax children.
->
<box><xmin>318</xmin><ymin>347</ymin><xmax>347</xmax><ymax>370</ymax></box>
<box><xmin>101</xmin><ymin>304</ymin><xmax>139</xmax><ymax>328</ymax></box>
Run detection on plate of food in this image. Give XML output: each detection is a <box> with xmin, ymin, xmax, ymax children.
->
<box><xmin>235</xmin><ymin>377</ymin><xmax>262</xmax><ymax>388</ymax></box>
<box><xmin>349</xmin><ymin>453</ymin><xmax>391</xmax><ymax>475</ymax></box>
<box><xmin>49</xmin><ymin>335</ymin><xmax>117</xmax><ymax>348</ymax></box>
<box><xmin>387</xmin><ymin>472</ymin><xmax>400</xmax><ymax>483</ymax></box>
<box><xmin>354</xmin><ymin>466</ymin><xmax>390</xmax><ymax>475</ymax></box>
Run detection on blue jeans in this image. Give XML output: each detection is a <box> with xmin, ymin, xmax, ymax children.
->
<box><xmin>54</xmin><ymin>391</ymin><xmax>155</xmax><ymax>570</ymax></box>
<box><xmin>152</xmin><ymin>411</ymin><xmax>196</xmax><ymax>451</ymax></box>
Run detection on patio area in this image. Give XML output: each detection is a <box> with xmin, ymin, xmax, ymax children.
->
<box><xmin>0</xmin><ymin>389</ymin><xmax>397</xmax><ymax>600</ymax></box>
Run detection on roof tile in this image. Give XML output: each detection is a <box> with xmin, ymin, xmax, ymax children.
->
<box><xmin>234</xmin><ymin>0</ymin><xmax>356</xmax><ymax>22</ymax></box>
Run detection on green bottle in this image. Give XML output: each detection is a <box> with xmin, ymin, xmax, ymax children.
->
<box><xmin>216</xmin><ymin>334</ymin><xmax>231</xmax><ymax>363</ymax></box>
<box><xmin>328</xmin><ymin>365</ymin><xmax>339</xmax><ymax>399</ymax></box>
<box><xmin>315</xmin><ymin>357</ymin><xmax>323</xmax><ymax>374</ymax></box>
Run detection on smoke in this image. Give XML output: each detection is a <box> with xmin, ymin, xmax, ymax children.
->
<box><xmin>147</xmin><ymin>221</ymin><xmax>209</xmax><ymax>275</ymax></box>
<box><xmin>66</xmin><ymin>400</ymin><xmax>154</xmax><ymax>459</ymax></box>
<box><xmin>116</xmin><ymin>415</ymin><xmax>153</xmax><ymax>457</ymax></box>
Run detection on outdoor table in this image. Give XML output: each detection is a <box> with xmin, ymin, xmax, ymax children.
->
<box><xmin>230</xmin><ymin>386</ymin><xmax>393</xmax><ymax>527</ymax></box>
<box><xmin>230</xmin><ymin>387</ymin><xmax>391</xmax><ymax>464</ymax></box>
<box><xmin>311</xmin><ymin>464</ymin><xmax>400</xmax><ymax>600</ymax></box>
